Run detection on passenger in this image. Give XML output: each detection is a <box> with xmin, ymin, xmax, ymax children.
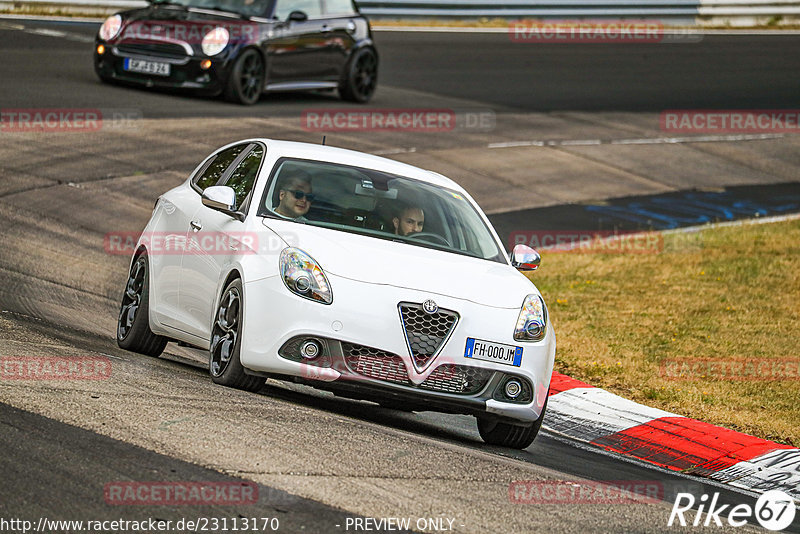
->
<box><xmin>393</xmin><ymin>204</ymin><xmax>424</xmax><ymax>236</ymax></box>
<box><xmin>274</xmin><ymin>170</ymin><xmax>314</xmax><ymax>221</ymax></box>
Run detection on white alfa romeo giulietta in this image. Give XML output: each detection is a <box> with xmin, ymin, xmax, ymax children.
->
<box><xmin>117</xmin><ymin>139</ymin><xmax>555</xmax><ymax>449</ymax></box>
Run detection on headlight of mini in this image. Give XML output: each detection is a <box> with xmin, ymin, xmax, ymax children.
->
<box><xmin>201</xmin><ymin>27</ymin><xmax>229</xmax><ymax>56</ymax></box>
<box><xmin>280</xmin><ymin>248</ymin><xmax>332</xmax><ymax>304</ymax></box>
<box><xmin>514</xmin><ymin>294</ymin><xmax>547</xmax><ymax>342</ymax></box>
<box><xmin>99</xmin><ymin>14</ymin><xmax>122</xmax><ymax>41</ymax></box>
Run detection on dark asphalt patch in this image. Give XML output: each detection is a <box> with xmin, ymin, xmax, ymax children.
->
<box><xmin>489</xmin><ymin>181</ymin><xmax>800</xmax><ymax>249</ymax></box>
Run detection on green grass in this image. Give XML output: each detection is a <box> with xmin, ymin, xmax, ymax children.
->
<box><xmin>529</xmin><ymin>219</ymin><xmax>800</xmax><ymax>446</ymax></box>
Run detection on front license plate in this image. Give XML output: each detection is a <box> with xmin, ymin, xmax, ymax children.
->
<box><xmin>464</xmin><ymin>338</ymin><xmax>522</xmax><ymax>367</ymax></box>
<box><xmin>124</xmin><ymin>58</ymin><xmax>170</xmax><ymax>76</ymax></box>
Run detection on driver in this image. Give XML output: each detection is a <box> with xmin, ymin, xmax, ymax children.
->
<box><xmin>393</xmin><ymin>204</ymin><xmax>424</xmax><ymax>236</ymax></box>
<box><xmin>274</xmin><ymin>170</ymin><xmax>313</xmax><ymax>221</ymax></box>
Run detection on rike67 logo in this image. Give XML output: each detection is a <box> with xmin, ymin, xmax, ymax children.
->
<box><xmin>669</xmin><ymin>490</ymin><xmax>796</xmax><ymax>531</ymax></box>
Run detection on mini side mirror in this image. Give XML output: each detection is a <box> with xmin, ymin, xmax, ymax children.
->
<box><xmin>510</xmin><ymin>244</ymin><xmax>540</xmax><ymax>271</ymax></box>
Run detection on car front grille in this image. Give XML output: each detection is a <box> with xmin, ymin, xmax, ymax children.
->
<box><xmin>342</xmin><ymin>342</ymin><xmax>491</xmax><ymax>395</ymax></box>
<box><xmin>116</xmin><ymin>42</ymin><xmax>188</xmax><ymax>59</ymax></box>
<box><xmin>418</xmin><ymin>364</ymin><xmax>493</xmax><ymax>395</ymax></box>
<box><xmin>399</xmin><ymin>303</ymin><xmax>459</xmax><ymax>370</ymax></box>
<box><xmin>342</xmin><ymin>342</ymin><xmax>410</xmax><ymax>385</ymax></box>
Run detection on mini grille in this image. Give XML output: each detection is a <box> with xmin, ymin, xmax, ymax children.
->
<box><xmin>419</xmin><ymin>364</ymin><xmax>493</xmax><ymax>395</ymax></box>
<box><xmin>342</xmin><ymin>342</ymin><xmax>410</xmax><ymax>385</ymax></box>
<box><xmin>117</xmin><ymin>42</ymin><xmax>188</xmax><ymax>58</ymax></box>
<box><xmin>399</xmin><ymin>303</ymin><xmax>459</xmax><ymax>370</ymax></box>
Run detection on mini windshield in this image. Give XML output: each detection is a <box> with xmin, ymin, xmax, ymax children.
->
<box><xmin>259</xmin><ymin>158</ymin><xmax>505</xmax><ymax>263</ymax></box>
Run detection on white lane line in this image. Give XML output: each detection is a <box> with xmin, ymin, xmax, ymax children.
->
<box><xmin>488</xmin><ymin>132</ymin><xmax>787</xmax><ymax>149</ymax></box>
<box><xmin>487</xmin><ymin>140</ymin><xmax>545</xmax><ymax>148</ymax></box>
<box><xmin>558</xmin><ymin>139</ymin><xmax>602</xmax><ymax>146</ymax></box>
<box><xmin>611</xmin><ymin>133</ymin><xmax>785</xmax><ymax>144</ymax></box>
<box><xmin>25</xmin><ymin>28</ymin><xmax>67</xmax><ymax>37</ymax></box>
<box><xmin>372</xmin><ymin>147</ymin><xmax>417</xmax><ymax>155</ymax></box>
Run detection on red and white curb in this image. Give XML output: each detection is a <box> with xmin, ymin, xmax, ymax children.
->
<box><xmin>545</xmin><ymin>372</ymin><xmax>799</xmax><ymax>499</ymax></box>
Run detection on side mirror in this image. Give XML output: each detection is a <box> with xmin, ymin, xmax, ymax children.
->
<box><xmin>287</xmin><ymin>10</ymin><xmax>308</xmax><ymax>22</ymax></box>
<box><xmin>202</xmin><ymin>186</ymin><xmax>241</xmax><ymax>219</ymax></box>
<box><xmin>510</xmin><ymin>244</ymin><xmax>540</xmax><ymax>271</ymax></box>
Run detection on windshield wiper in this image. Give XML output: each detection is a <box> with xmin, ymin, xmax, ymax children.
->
<box><xmin>189</xmin><ymin>5</ymin><xmax>250</xmax><ymax>18</ymax></box>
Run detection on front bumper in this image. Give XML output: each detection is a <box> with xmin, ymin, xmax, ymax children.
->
<box><xmin>94</xmin><ymin>41</ymin><xmax>229</xmax><ymax>95</ymax></box>
<box><xmin>240</xmin><ymin>273</ymin><xmax>556</xmax><ymax>424</ymax></box>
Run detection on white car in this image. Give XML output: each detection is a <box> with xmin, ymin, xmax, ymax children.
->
<box><xmin>116</xmin><ymin>139</ymin><xmax>555</xmax><ymax>449</ymax></box>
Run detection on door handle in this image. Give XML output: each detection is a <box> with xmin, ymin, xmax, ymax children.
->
<box><xmin>320</xmin><ymin>24</ymin><xmax>331</xmax><ymax>33</ymax></box>
<box><xmin>190</xmin><ymin>220</ymin><xmax>202</xmax><ymax>232</ymax></box>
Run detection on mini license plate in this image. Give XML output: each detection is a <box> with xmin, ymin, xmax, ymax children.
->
<box><xmin>464</xmin><ymin>338</ymin><xmax>523</xmax><ymax>367</ymax></box>
<box><xmin>124</xmin><ymin>58</ymin><xmax>170</xmax><ymax>76</ymax></box>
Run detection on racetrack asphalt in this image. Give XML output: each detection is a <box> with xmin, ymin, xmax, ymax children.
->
<box><xmin>0</xmin><ymin>18</ymin><xmax>798</xmax><ymax>533</ymax></box>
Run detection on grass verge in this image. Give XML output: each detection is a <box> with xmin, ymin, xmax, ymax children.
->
<box><xmin>529</xmin><ymin>218</ymin><xmax>800</xmax><ymax>446</ymax></box>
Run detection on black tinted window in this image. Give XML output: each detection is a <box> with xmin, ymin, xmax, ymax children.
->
<box><xmin>273</xmin><ymin>0</ymin><xmax>322</xmax><ymax>19</ymax></box>
<box><xmin>224</xmin><ymin>145</ymin><xmax>264</xmax><ymax>209</ymax></box>
<box><xmin>194</xmin><ymin>144</ymin><xmax>246</xmax><ymax>191</ymax></box>
<box><xmin>324</xmin><ymin>0</ymin><xmax>354</xmax><ymax>15</ymax></box>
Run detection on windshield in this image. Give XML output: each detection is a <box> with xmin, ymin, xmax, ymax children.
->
<box><xmin>258</xmin><ymin>158</ymin><xmax>506</xmax><ymax>263</ymax></box>
<box><xmin>151</xmin><ymin>0</ymin><xmax>270</xmax><ymax>18</ymax></box>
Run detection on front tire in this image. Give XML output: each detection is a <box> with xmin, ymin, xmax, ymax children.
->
<box><xmin>339</xmin><ymin>47</ymin><xmax>378</xmax><ymax>103</ymax></box>
<box><xmin>477</xmin><ymin>393</ymin><xmax>549</xmax><ymax>449</ymax></box>
<box><xmin>209</xmin><ymin>278</ymin><xmax>265</xmax><ymax>392</ymax></box>
<box><xmin>224</xmin><ymin>48</ymin><xmax>265</xmax><ymax>106</ymax></box>
<box><xmin>117</xmin><ymin>253</ymin><xmax>167</xmax><ymax>357</ymax></box>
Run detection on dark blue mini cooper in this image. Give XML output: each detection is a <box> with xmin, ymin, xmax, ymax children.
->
<box><xmin>94</xmin><ymin>0</ymin><xmax>378</xmax><ymax>104</ymax></box>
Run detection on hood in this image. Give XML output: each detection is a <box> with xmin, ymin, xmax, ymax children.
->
<box><xmin>264</xmin><ymin>219</ymin><xmax>536</xmax><ymax>309</ymax></box>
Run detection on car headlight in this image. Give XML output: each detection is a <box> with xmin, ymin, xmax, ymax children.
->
<box><xmin>280</xmin><ymin>248</ymin><xmax>332</xmax><ymax>304</ymax></box>
<box><xmin>201</xmin><ymin>27</ymin><xmax>229</xmax><ymax>56</ymax></box>
<box><xmin>514</xmin><ymin>294</ymin><xmax>547</xmax><ymax>342</ymax></box>
<box><xmin>99</xmin><ymin>15</ymin><xmax>122</xmax><ymax>41</ymax></box>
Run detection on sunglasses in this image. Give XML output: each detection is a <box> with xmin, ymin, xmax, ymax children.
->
<box><xmin>284</xmin><ymin>189</ymin><xmax>315</xmax><ymax>202</ymax></box>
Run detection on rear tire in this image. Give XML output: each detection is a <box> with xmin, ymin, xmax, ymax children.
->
<box><xmin>117</xmin><ymin>253</ymin><xmax>168</xmax><ymax>357</ymax></box>
<box><xmin>339</xmin><ymin>47</ymin><xmax>378</xmax><ymax>103</ymax></box>
<box><xmin>209</xmin><ymin>278</ymin><xmax>265</xmax><ymax>392</ymax></box>
<box><xmin>224</xmin><ymin>48</ymin><xmax>265</xmax><ymax>106</ymax></box>
<box><xmin>477</xmin><ymin>393</ymin><xmax>549</xmax><ymax>449</ymax></box>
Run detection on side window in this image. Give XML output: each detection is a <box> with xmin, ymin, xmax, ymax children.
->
<box><xmin>324</xmin><ymin>0</ymin><xmax>354</xmax><ymax>15</ymax></box>
<box><xmin>223</xmin><ymin>145</ymin><xmax>264</xmax><ymax>210</ymax></box>
<box><xmin>193</xmin><ymin>144</ymin><xmax>247</xmax><ymax>192</ymax></box>
<box><xmin>273</xmin><ymin>0</ymin><xmax>323</xmax><ymax>19</ymax></box>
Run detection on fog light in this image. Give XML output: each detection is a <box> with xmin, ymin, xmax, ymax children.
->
<box><xmin>97</xmin><ymin>44</ymin><xmax>105</xmax><ymax>55</ymax></box>
<box><xmin>300</xmin><ymin>339</ymin><xmax>322</xmax><ymax>360</ymax></box>
<box><xmin>504</xmin><ymin>379</ymin><xmax>522</xmax><ymax>399</ymax></box>
<box><xmin>200</xmin><ymin>59</ymin><xmax>212</xmax><ymax>70</ymax></box>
